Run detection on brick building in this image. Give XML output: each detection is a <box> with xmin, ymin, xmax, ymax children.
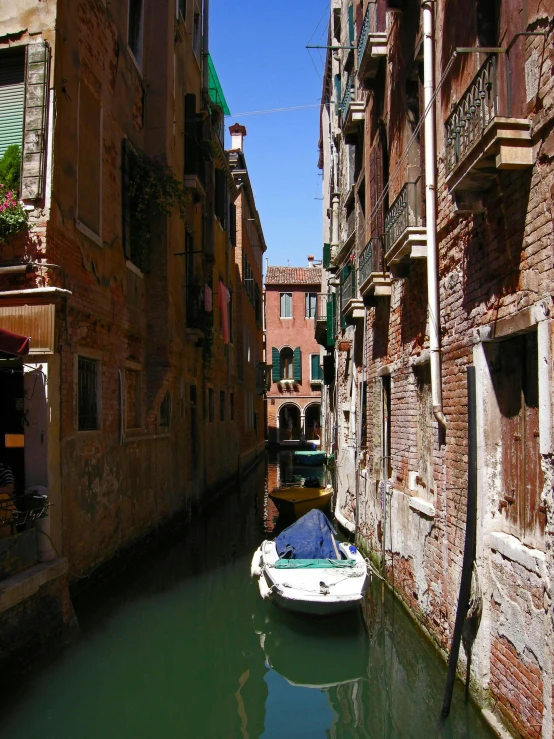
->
<box><xmin>317</xmin><ymin>0</ymin><xmax>554</xmax><ymax>736</ymax></box>
<box><xmin>0</xmin><ymin>0</ymin><xmax>265</xmax><ymax>671</ymax></box>
<box><xmin>266</xmin><ymin>264</ymin><xmax>323</xmax><ymax>446</ymax></box>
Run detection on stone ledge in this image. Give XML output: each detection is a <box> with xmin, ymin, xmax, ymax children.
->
<box><xmin>0</xmin><ymin>558</ymin><xmax>68</xmax><ymax>613</ymax></box>
<box><xmin>488</xmin><ymin>531</ymin><xmax>546</xmax><ymax>578</ymax></box>
<box><xmin>409</xmin><ymin>496</ymin><xmax>436</xmax><ymax>518</ymax></box>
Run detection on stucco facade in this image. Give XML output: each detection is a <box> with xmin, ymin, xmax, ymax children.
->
<box><xmin>265</xmin><ymin>265</ymin><xmax>323</xmax><ymax>446</ymax></box>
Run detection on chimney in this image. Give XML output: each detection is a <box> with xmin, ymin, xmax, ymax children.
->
<box><xmin>229</xmin><ymin>123</ymin><xmax>247</xmax><ymax>152</ymax></box>
<box><xmin>307</xmin><ymin>255</ymin><xmax>315</xmax><ymax>267</ymax></box>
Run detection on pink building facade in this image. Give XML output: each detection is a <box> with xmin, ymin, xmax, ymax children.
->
<box><xmin>265</xmin><ymin>266</ymin><xmax>322</xmax><ymax>446</ymax></box>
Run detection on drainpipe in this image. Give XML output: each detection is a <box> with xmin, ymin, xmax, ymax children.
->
<box><xmin>423</xmin><ymin>0</ymin><xmax>446</xmax><ymax>429</ymax></box>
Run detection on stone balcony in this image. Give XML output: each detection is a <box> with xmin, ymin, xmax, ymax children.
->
<box><xmin>356</xmin><ymin>1</ymin><xmax>388</xmax><ymax>81</ymax></box>
<box><xmin>384</xmin><ymin>181</ymin><xmax>427</xmax><ymax>265</ymax></box>
<box><xmin>358</xmin><ymin>236</ymin><xmax>392</xmax><ymax>298</ymax></box>
<box><xmin>445</xmin><ymin>54</ymin><xmax>533</xmax><ymax>212</ymax></box>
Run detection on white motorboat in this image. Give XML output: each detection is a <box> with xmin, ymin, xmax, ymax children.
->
<box><xmin>250</xmin><ymin>509</ymin><xmax>369</xmax><ymax>617</ymax></box>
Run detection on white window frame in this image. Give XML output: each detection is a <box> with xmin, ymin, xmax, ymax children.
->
<box><xmin>280</xmin><ymin>292</ymin><xmax>293</xmax><ymax>319</ymax></box>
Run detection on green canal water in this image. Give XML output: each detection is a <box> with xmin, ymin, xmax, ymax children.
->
<box><xmin>2</xmin><ymin>454</ymin><xmax>495</xmax><ymax>739</ymax></box>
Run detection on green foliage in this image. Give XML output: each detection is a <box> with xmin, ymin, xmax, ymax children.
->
<box><xmin>0</xmin><ymin>184</ymin><xmax>27</xmax><ymax>242</ymax></box>
<box><xmin>0</xmin><ymin>145</ymin><xmax>22</xmax><ymax>194</ymax></box>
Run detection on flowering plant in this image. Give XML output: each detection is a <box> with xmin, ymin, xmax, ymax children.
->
<box><xmin>0</xmin><ymin>185</ymin><xmax>27</xmax><ymax>242</ymax></box>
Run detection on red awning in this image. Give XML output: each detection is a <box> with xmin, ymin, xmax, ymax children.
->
<box><xmin>0</xmin><ymin>327</ymin><xmax>30</xmax><ymax>357</ymax></box>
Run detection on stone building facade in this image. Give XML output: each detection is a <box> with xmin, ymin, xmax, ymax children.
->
<box><xmin>0</xmin><ymin>0</ymin><xmax>265</xmax><ymax>674</ymax></box>
<box><xmin>266</xmin><ymin>265</ymin><xmax>323</xmax><ymax>446</ymax></box>
<box><xmin>317</xmin><ymin>0</ymin><xmax>554</xmax><ymax>736</ymax></box>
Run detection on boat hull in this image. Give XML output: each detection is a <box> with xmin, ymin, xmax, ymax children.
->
<box><xmin>251</xmin><ymin>540</ymin><xmax>369</xmax><ymax>618</ymax></box>
<box><xmin>268</xmin><ymin>487</ymin><xmax>332</xmax><ymax>520</ymax></box>
<box><xmin>293</xmin><ymin>451</ymin><xmax>326</xmax><ymax>466</ymax></box>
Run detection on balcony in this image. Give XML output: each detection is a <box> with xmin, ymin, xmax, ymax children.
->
<box><xmin>384</xmin><ymin>181</ymin><xmax>426</xmax><ymax>265</ymax></box>
<box><xmin>340</xmin><ymin>73</ymin><xmax>365</xmax><ymax>136</ymax></box>
<box><xmin>358</xmin><ymin>236</ymin><xmax>392</xmax><ymax>298</ymax></box>
<box><xmin>357</xmin><ymin>2</ymin><xmax>387</xmax><ymax>81</ymax></box>
<box><xmin>445</xmin><ymin>55</ymin><xmax>533</xmax><ymax>204</ymax></box>
<box><xmin>340</xmin><ymin>266</ymin><xmax>364</xmax><ymax>320</ymax></box>
<box><xmin>315</xmin><ymin>293</ymin><xmax>336</xmax><ymax>349</ymax></box>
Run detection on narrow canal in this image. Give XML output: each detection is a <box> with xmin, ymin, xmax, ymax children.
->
<box><xmin>3</xmin><ymin>453</ymin><xmax>495</xmax><ymax>739</ymax></box>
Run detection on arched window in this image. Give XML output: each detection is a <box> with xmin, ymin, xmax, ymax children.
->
<box><xmin>280</xmin><ymin>347</ymin><xmax>293</xmax><ymax>380</ymax></box>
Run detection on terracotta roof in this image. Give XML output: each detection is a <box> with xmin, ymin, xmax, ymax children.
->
<box><xmin>265</xmin><ymin>266</ymin><xmax>322</xmax><ymax>285</ymax></box>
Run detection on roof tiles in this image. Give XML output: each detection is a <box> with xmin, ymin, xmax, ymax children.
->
<box><xmin>265</xmin><ymin>266</ymin><xmax>322</xmax><ymax>286</ymax></box>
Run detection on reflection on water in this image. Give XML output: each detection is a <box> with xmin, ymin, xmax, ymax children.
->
<box><xmin>1</xmin><ymin>454</ymin><xmax>495</xmax><ymax>739</ymax></box>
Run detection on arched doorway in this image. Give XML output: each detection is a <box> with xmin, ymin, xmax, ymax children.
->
<box><xmin>279</xmin><ymin>404</ymin><xmax>301</xmax><ymax>442</ymax></box>
<box><xmin>304</xmin><ymin>403</ymin><xmax>321</xmax><ymax>444</ymax></box>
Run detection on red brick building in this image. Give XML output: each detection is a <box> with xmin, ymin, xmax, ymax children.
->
<box><xmin>265</xmin><ymin>265</ymin><xmax>322</xmax><ymax>446</ymax></box>
<box><xmin>318</xmin><ymin>1</ymin><xmax>554</xmax><ymax>735</ymax></box>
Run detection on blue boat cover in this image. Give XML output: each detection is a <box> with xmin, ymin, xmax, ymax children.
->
<box><xmin>275</xmin><ymin>509</ymin><xmax>339</xmax><ymax>560</ymax></box>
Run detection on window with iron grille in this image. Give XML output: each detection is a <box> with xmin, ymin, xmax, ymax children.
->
<box><xmin>78</xmin><ymin>357</ymin><xmax>100</xmax><ymax>430</ymax></box>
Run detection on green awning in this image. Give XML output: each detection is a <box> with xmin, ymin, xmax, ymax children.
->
<box><xmin>208</xmin><ymin>54</ymin><xmax>230</xmax><ymax>115</ymax></box>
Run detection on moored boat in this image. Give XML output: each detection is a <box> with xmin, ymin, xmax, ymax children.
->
<box><xmin>293</xmin><ymin>450</ymin><xmax>327</xmax><ymax>466</ymax></box>
<box><xmin>251</xmin><ymin>509</ymin><xmax>369</xmax><ymax>617</ymax></box>
<box><xmin>268</xmin><ymin>482</ymin><xmax>332</xmax><ymax>519</ymax></box>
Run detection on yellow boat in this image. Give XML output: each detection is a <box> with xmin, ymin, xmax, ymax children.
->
<box><xmin>268</xmin><ymin>485</ymin><xmax>333</xmax><ymax>520</ymax></box>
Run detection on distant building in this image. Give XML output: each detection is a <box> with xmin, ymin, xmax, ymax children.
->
<box><xmin>265</xmin><ymin>264</ymin><xmax>322</xmax><ymax>446</ymax></box>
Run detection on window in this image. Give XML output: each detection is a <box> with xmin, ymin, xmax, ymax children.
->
<box><xmin>77</xmin><ymin>83</ymin><xmax>102</xmax><ymax>238</ymax></box>
<box><xmin>305</xmin><ymin>293</ymin><xmax>317</xmax><ymax>318</ymax></box>
<box><xmin>128</xmin><ymin>0</ymin><xmax>144</xmax><ymax>68</ymax></box>
<box><xmin>125</xmin><ymin>369</ymin><xmax>142</xmax><ymax>429</ymax></box>
<box><xmin>122</xmin><ymin>139</ymin><xmax>149</xmax><ymax>272</ymax></box>
<box><xmin>381</xmin><ymin>375</ymin><xmax>392</xmax><ymax>479</ymax></box>
<box><xmin>220</xmin><ymin>390</ymin><xmax>225</xmax><ymax>421</ymax></box>
<box><xmin>280</xmin><ymin>293</ymin><xmax>292</xmax><ymax>318</ymax></box>
<box><xmin>177</xmin><ymin>0</ymin><xmax>186</xmax><ymax>21</ymax></box>
<box><xmin>0</xmin><ymin>47</ymin><xmax>25</xmax><ymax>159</ymax></box>
<box><xmin>230</xmin><ymin>392</ymin><xmax>234</xmax><ymax>421</ymax></box>
<box><xmin>78</xmin><ymin>357</ymin><xmax>100</xmax><ymax>431</ymax></box>
<box><xmin>208</xmin><ymin>387</ymin><xmax>214</xmax><ymax>422</ymax></box>
<box><xmin>160</xmin><ymin>391</ymin><xmax>171</xmax><ymax>428</ymax></box>
<box><xmin>193</xmin><ymin>10</ymin><xmax>201</xmax><ymax>60</ymax></box>
<box><xmin>280</xmin><ymin>347</ymin><xmax>294</xmax><ymax>380</ymax></box>
<box><xmin>310</xmin><ymin>354</ymin><xmax>323</xmax><ymax>382</ymax></box>
<box><xmin>415</xmin><ymin>366</ymin><xmax>432</xmax><ymax>498</ymax></box>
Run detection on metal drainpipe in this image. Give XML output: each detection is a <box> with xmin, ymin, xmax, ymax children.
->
<box><xmin>423</xmin><ymin>0</ymin><xmax>446</xmax><ymax>429</ymax></box>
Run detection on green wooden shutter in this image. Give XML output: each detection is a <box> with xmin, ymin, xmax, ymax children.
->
<box><xmin>21</xmin><ymin>41</ymin><xmax>49</xmax><ymax>200</ymax></box>
<box><xmin>272</xmin><ymin>347</ymin><xmax>280</xmax><ymax>382</ymax></box>
<box><xmin>0</xmin><ymin>48</ymin><xmax>25</xmax><ymax>159</ymax></box>
<box><xmin>334</xmin><ymin>74</ymin><xmax>341</xmax><ymax>113</ymax></box>
<box><xmin>323</xmin><ymin>243</ymin><xmax>331</xmax><ymax>269</ymax></box>
<box><xmin>348</xmin><ymin>4</ymin><xmax>355</xmax><ymax>45</ymax></box>
<box><xmin>311</xmin><ymin>354</ymin><xmax>322</xmax><ymax>381</ymax></box>
<box><xmin>293</xmin><ymin>347</ymin><xmax>302</xmax><ymax>382</ymax></box>
<box><xmin>326</xmin><ymin>294</ymin><xmax>336</xmax><ymax>348</ymax></box>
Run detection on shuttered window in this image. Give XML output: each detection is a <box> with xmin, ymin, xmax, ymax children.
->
<box><xmin>293</xmin><ymin>347</ymin><xmax>302</xmax><ymax>382</ymax></box>
<box><xmin>0</xmin><ymin>48</ymin><xmax>25</xmax><ymax>159</ymax></box>
<box><xmin>311</xmin><ymin>354</ymin><xmax>323</xmax><ymax>381</ymax></box>
<box><xmin>305</xmin><ymin>292</ymin><xmax>317</xmax><ymax>318</ymax></box>
<box><xmin>280</xmin><ymin>347</ymin><xmax>294</xmax><ymax>380</ymax></box>
<box><xmin>272</xmin><ymin>347</ymin><xmax>280</xmax><ymax>382</ymax></box>
<box><xmin>280</xmin><ymin>292</ymin><xmax>292</xmax><ymax>318</ymax></box>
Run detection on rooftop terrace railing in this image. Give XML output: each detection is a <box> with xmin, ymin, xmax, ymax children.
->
<box><xmin>445</xmin><ymin>55</ymin><xmax>498</xmax><ymax>176</ymax></box>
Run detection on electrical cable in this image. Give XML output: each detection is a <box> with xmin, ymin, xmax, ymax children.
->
<box><xmin>224</xmin><ymin>103</ymin><xmax>320</xmax><ymax>118</ymax></box>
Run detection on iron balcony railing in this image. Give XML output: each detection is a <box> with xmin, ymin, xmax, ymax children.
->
<box><xmin>357</xmin><ymin>2</ymin><xmax>378</xmax><ymax>63</ymax></box>
<box><xmin>345</xmin><ymin>207</ymin><xmax>356</xmax><ymax>239</ymax></box>
<box><xmin>385</xmin><ymin>181</ymin><xmax>424</xmax><ymax>251</ymax></box>
<box><xmin>445</xmin><ymin>55</ymin><xmax>498</xmax><ymax>176</ymax></box>
<box><xmin>315</xmin><ymin>292</ymin><xmax>328</xmax><ymax>322</ymax></box>
<box><xmin>341</xmin><ymin>266</ymin><xmax>357</xmax><ymax>306</ymax></box>
<box><xmin>358</xmin><ymin>236</ymin><xmax>385</xmax><ymax>286</ymax></box>
<box><xmin>340</xmin><ymin>72</ymin><xmax>354</xmax><ymax>117</ymax></box>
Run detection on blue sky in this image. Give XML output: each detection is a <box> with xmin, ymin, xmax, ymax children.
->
<box><xmin>210</xmin><ymin>0</ymin><xmax>329</xmax><ymax>271</ymax></box>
